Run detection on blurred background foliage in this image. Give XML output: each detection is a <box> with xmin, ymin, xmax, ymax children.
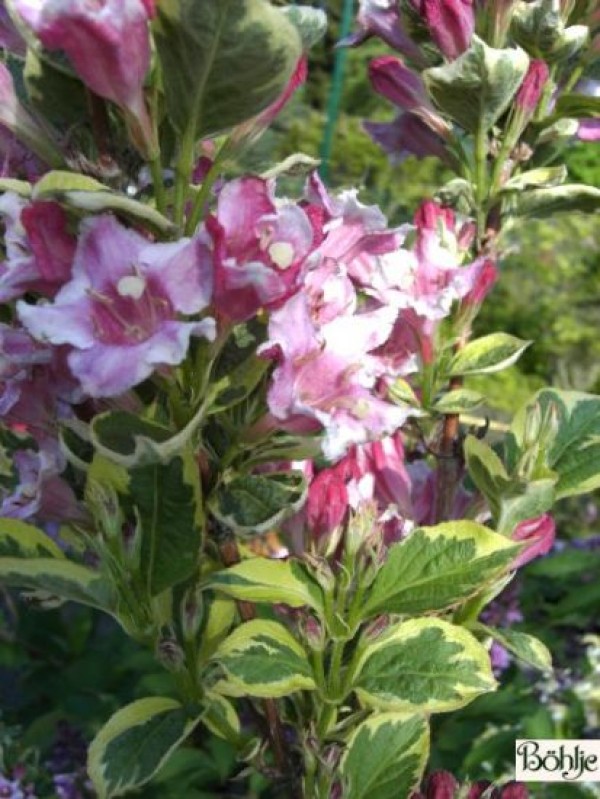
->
<box><xmin>1</xmin><ymin>1</ymin><xmax>599</xmax><ymax>796</ymax></box>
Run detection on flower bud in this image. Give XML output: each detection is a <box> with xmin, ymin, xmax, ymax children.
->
<box><xmin>515</xmin><ymin>59</ymin><xmax>550</xmax><ymax>113</ymax></box>
<box><xmin>13</xmin><ymin>0</ymin><xmax>156</xmax><ymax>156</ymax></box>
<box><xmin>426</xmin><ymin>770</ymin><xmax>459</xmax><ymax>799</ymax></box>
<box><xmin>498</xmin><ymin>782</ymin><xmax>529</xmax><ymax>799</ymax></box>
<box><xmin>418</xmin><ymin>0</ymin><xmax>476</xmax><ymax>60</ymax></box>
<box><xmin>511</xmin><ymin>513</ymin><xmax>556</xmax><ymax>568</ymax></box>
<box><xmin>307</xmin><ymin>469</ymin><xmax>349</xmax><ymax>541</ymax></box>
<box><xmin>368</xmin><ymin>56</ymin><xmax>430</xmax><ymax>112</ymax></box>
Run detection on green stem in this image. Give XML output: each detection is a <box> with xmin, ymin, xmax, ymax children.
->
<box><xmin>173</xmin><ymin>126</ymin><xmax>197</xmax><ymax>232</ymax></box>
<box><xmin>185</xmin><ymin>138</ymin><xmax>232</xmax><ymax>235</ymax></box>
<box><xmin>149</xmin><ymin>154</ymin><xmax>167</xmax><ymax>217</ymax></box>
<box><xmin>474</xmin><ymin>124</ymin><xmax>489</xmax><ymax>247</ymax></box>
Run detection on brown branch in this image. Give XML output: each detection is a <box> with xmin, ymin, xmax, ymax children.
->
<box><xmin>434</xmin><ymin>374</ymin><xmax>463</xmax><ymax>522</ymax></box>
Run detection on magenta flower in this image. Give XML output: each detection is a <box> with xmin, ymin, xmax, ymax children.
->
<box><xmin>511</xmin><ymin>513</ymin><xmax>555</xmax><ymax>568</ymax></box>
<box><xmin>414</xmin><ymin>0</ymin><xmax>475</xmax><ymax>60</ymax></box>
<box><xmin>0</xmin><ymin>193</ymin><xmax>76</xmax><ymax>302</ymax></box>
<box><xmin>207</xmin><ymin>177</ymin><xmax>317</xmax><ymax>323</ymax></box>
<box><xmin>13</xmin><ymin>0</ymin><xmax>155</xmax><ymax>153</ymax></box>
<box><xmin>17</xmin><ymin>215</ymin><xmax>215</xmax><ymax>397</ymax></box>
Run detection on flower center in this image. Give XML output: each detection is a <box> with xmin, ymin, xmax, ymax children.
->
<box><xmin>89</xmin><ymin>271</ymin><xmax>172</xmax><ymax>346</ymax></box>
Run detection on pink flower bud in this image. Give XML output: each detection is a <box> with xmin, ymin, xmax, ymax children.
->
<box><xmin>578</xmin><ymin>119</ymin><xmax>600</xmax><ymax>141</ymax></box>
<box><xmin>307</xmin><ymin>470</ymin><xmax>349</xmax><ymax>540</ymax></box>
<box><xmin>515</xmin><ymin>60</ymin><xmax>550</xmax><ymax>112</ymax></box>
<box><xmin>368</xmin><ymin>56</ymin><xmax>430</xmax><ymax>111</ymax></box>
<box><xmin>426</xmin><ymin>771</ymin><xmax>459</xmax><ymax>799</ymax></box>
<box><xmin>499</xmin><ymin>782</ymin><xmax>529</xmax><ymax>799</ymax></box>
<box><xmin>14</xmin><ymin>0</ymin><xmax>155</xmax><ymax>154</ymax></box>
<box><xmin>511</xmin><ymin>513</ymin><xmax>555</xmax><ymax>568</ymax></box>
<box><xmin>462</xmin><ymin>258</ymin><xmax>498</xmax><ymax>308</ymax></box>
<box><xmin>419</xmin><ymin>0</ymin><xmax>475</xmax><ymax>60</ymax></box>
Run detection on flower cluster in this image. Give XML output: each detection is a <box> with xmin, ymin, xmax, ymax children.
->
<box><xmin>412</xmin><ymin>771</ymin><xmax>528</xmax><ymax>798</ymax></box>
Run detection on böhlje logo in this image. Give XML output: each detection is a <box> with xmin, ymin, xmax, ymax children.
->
<box><xmin>515</xmin><ymin>740</ymin><xmax>600</xmax><ymax>782</ymax></box>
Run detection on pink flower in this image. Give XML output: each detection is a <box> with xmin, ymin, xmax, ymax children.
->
<box><xmin>511</xmin><ymin>513</ymin><xmax>555</xmax><ymax>568</ymax></box>
<box><xmin>14</xmin><ymin>0</ymin><xmax>155</xmax><ymax>152</ymax></box>
<box><xmin>0</xmin><ymin>193</ymin><xmax>75</xmax><ymax>302</ymax></box>
<box><xmin>17</xmin><ymin>215</ymin><xmax>215</xmax><ymax>397</ymax></box>
<box><xmin>515</xmin><ymin>59</ymin><xmax>550</xmax><ymax>112</ymax></box>
<box><xmin>207</xmin><ymin>177</ymin><xmax>317</xmax><ymax>323</ymax></box>
<box><xmin>262</xmin><ymin>291</ymin><xmax>407</xmax><ymax>461</ymax></box>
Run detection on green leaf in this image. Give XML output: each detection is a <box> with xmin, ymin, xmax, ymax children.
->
<box><xmin>0</xmin><ymin>558</ymin><xmax>115</xmax><ymax>612</ymax></box>
<box><xmin>132</xmin><ymin>453</ymin><xmax>203</xmax><ymax>597</ymax></box>
<box><xmin>88</xmin><ymin>697</ymin><xmax>202</xmax><ymax>799</ymax></box>
<box><xmin>496</xmin><ymin>477</ymin><xmax>556</xmax><ymax>535</ymax></box>
<box><xmin>423</xmin><ymin>36</ymin><xmax>529</xmax><ymax>133</ymax></box>
<box><xmin>501</xmin><ymin>166</ymin><xmax>567</xmax><ymax>193</ymax></box>
<box><xmin>212</xmin><ymin>619</ymin><xmax>316</xmax><ymax>698</ymax></box>
<box><xmin>207</xmin><ymin>557</ymin><xmax>323</xmax><ymax>615</ymax></box>
<box><xmin>464</xmin><ymin>435</ymin><xmax>509</xmax><ymax>513</ymax></box>
<box><xmin>432</xmin><ymin>389</ymin><xmax>486</xmax><ymax>414</ymax></box>
<box><xmin>0</xmin><ymin>519</ymin><xmax>65</xmax><ymax>559</ymax></box>
<box><xmin>341</xmin><ymin>713</ymin><xmax>429</xmax><ymax>799</ymax></box>
<box><xmin>362</xmin><ymin>522</ymin><xmax>519</xmax><ymax>619</ymax></box>
<box><xmin>201</xmin><ymin>692</ymin><xmax>241</xmax><ymax>742</ymax></box>
<box><xmin>32</xmin><ymin>171</ymin><xmax>176</xmax><ymax>236</ymax></box>
<box><xmin>354</xmin><ymin>618</ymin><xmax>497</xmax><ymax>713</ymax></box>
<box><xmin>206</xmin><ymin>355</ymin><xmax>270</xmax><ymax>416</ymax></box>
<box><xmin>281</xmin><ymin>5</ymin><xmax>328</xmax><ymax>48</ymax></box>
<box><xmin>0</xmin><ymin>178</ymin><xmax>32</xmax><ymax>196</ymax></box>
<box><xmin>513</xmin><ymin>185</ymin><xmax>600</xmax><ymax>219</ymax></box>
<box><xmin>208</xmin><ymin>471</ymin><xmax>307</xmax><ymax>535</ymax></box>
<box><xmin>474</xmin><ymin>623</ymin><xmax>552</xmax><ymax>672</ymax></box>
<box><xmin>25</xmin><ymin>48</ymin><xmax>88</xmax><ymax>126</ymax></box>
<box><xmin>153</xmin><ymin>0</ymin><xmax>301</xmax><ymax>139</ymax></box>
<box><xmin>91</xmin><ymin>411</ymin><xmax>176</xmax><ymax>468</ymax></box>
<box><xmin>508</xmin><ymin>389</ymin><xmax>600</xmax><ymax>499</ymax></box>
<box><xmin>448</xmin><ymin>333</ymin><xmax>531</xmax><ymax>376</ymax></box>
<box><xmin>554</xmin><ymin>93</ymin><xmax>600</xmax><ymax>119</ymax></box>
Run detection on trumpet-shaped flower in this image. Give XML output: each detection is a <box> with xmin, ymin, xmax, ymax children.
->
<box><xmin>18</xmin><ymin>215</ymin><xmax>215</xmax><ymax>397</ymax></box>
<box><xmin>207</xmin><ymin>177</ymin><xmax>317</xmax><ymax>322</ymax></box>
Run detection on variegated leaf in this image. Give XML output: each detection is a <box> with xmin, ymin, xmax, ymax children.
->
<box><xmin>354</xmin><ymin>618</ymin><xmax>496</xmax><ymax>713</ymax></box>
<box><xmin>88</xmin><ymin>697</ymin><xmax>202</xmax><ymax>798</ymax></box>
<box><xmin>212</xmin><ymin>619</ymin><xmax>316</xmax><ymax>698</ymax></box>
<box><xmin>341</xmin><ymin>713</ymin><xmax>429</xmax><ymax>799</ymax></box>
<box><xmin>362</xmin><ymin>522</ymin><xmax>519</xmax><ymax>619</ymax></box>
<box><xmin>207</xmin><ymin>557</ymin><xmax>324</xmax><ymax>614</ymax></box>
<box><xmin>0</xmin><ymin>518</ymin><xmax>65</xmax><ymax>559</ymax></box>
